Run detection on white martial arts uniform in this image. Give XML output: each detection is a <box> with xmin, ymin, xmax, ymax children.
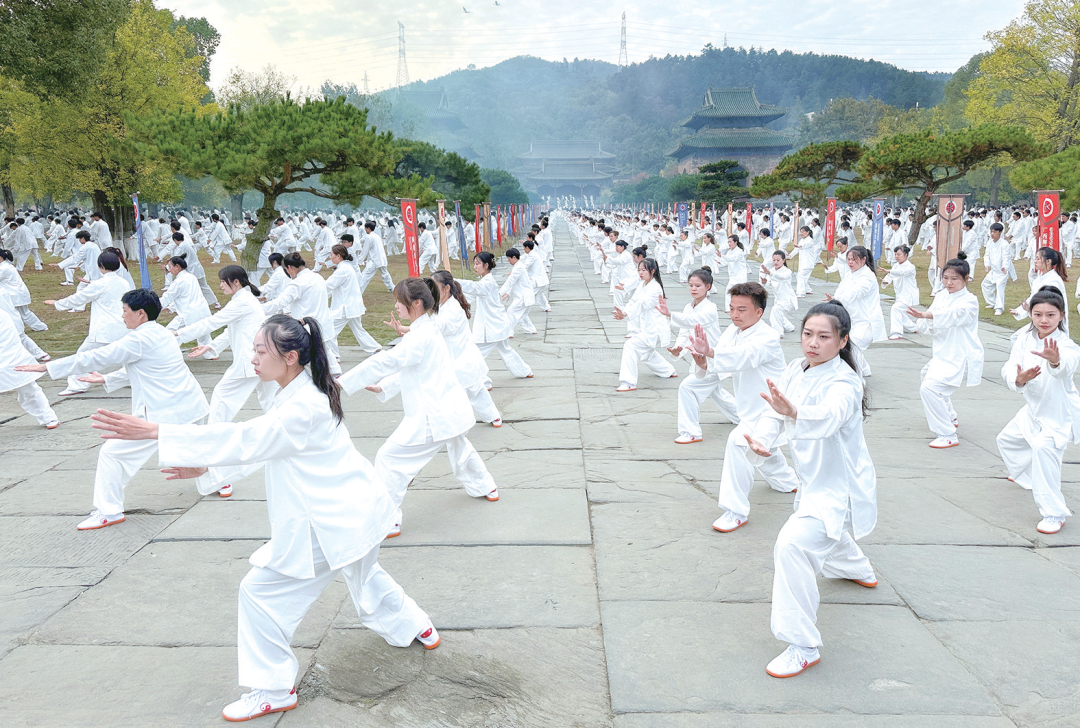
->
<box><xmin>262</xmin><ymin>267</ymin><xmax>341</xmax><ymax>376</ymax></box>
<box><xmin>706</xmin><ymin>319</ymin><xmax>800</xmax><ymax>518</ymax></box>
<box><xmin>670</xmin><ymin>297</ymin><xmax>738</xmax><ymax>437</ymax></box>
<box><xmin>997</xmin><ymin>327</ymin><xmax>1079</xmax><ymax>521</ymax></box>
<box><xmin>916</xmin><ymin>287</ymin><xmax>984</xmax><ymax>439</ymax></box>
<box><xmin>325</xmin><ymin>262</ymin><xmax>381</xmax><ymax>355</ymax></box>
<box><xmin>46</xmin><ymin>321</ymin><xmax>209</xmax><ymax>517</ymax></box>
<box><xmin>501</xmin><ymin>260</ymin><xmax>536</xmax><ymax>335</ymax></box>
<box><xmin>981</xmin><ymin>235</ymin><xmax>1012</xmax><ymax>311</ymax></box>
<box><xmin>458</xmin><ymin>274</ymin><xmax>533</xmax><ymax>379</ymax></box>
<box><xmin>161</xmin><ymin>269</ymin><xmax>213</xmax><ymax>354</ymax></box>
<box><xmin>762</xmin><ymin>264</ymin><xmax>797</xmax><ymax>335</ymax></box>
<box><xmin>882</xmin><ymin>260</ymin><xmax>919</xmax><ymax>336</ymax></box>
<box><xmin>339</xmin><ymin>313</ymin><xmax>497</xmax><ymax>524</ymax></box>
<box><xmin>618</xmin><ymin>278</ymin><xmax>676</xmax><ymax>386</ymax></box>
<box><xmin>160</xmin><ymin>371</ymin><xmax>430</xmax><ymax>691</ymax></box>
<box><xmin>793</xmin><ymin>234</ymin><xmax>820</xmax><ymax>296</ymax></box>
<box><xmin>174</xmin><ymin>287</ymin><xmax>276</xmax><ymax>424</ymax></box>
<box><xmin>1015</xmin><ymin>269</ymin><xmax>1068</xmax><ymax>330</ymax></box>
<box><xmin>831</xmin><ymin>265</ymin><xmax>887</xmax><ymax>376</ymax></box>
<box><xmin>52</xmin><ymin>271</ymin><xmax>133</xmax><ymax>393</ymax></box>
<box><xmin>357</xmin><ymin>231</ymin><xmax>394</xmax><ymax>293</ymax></box>
<box><xmin>524</xmin><ymin>248</ymin><xmax>551</xmax><ymax>311</ymax></box>
<box><xmin>749</xmin><ymin>355</ymin><xmax>877</xmax><ymax>650</ymax></box>
<box><xmin>0</xmin><ymin>312</ymin><xmax>58</xmax><ymax>426</ymax></box>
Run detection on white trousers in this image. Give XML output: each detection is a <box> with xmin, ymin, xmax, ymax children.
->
<box><xmin>718</xmin><ymin>429</ymin><xmax>800</xmax><ymax>517</ymax></box>
<box><xmin>772</xmin><ymin>512</ymin><xmax>875</xmax><ymax>649</ymax></box>
<box><xmin>677</xmin><ymin>371</ymin><xmax>738</xmax><ymax>438</ymax></box>
<box><xmin>919</xmin><ymin>372</ymin><xmax>958</xmax><ymax>438</ymax></box>
<box><xmin>619</xmin><ymin>334</ymin><xmax>676</xmax><ymax>385</ymax></box>
<box><xmin>476</xmin><ymin>339</ymin><xmax>532</xmax><ymax>378</ymax></box>
<box><xmin>889</xmin><ymin>301</ymin><xmax>918</xmax><ymax>336</ymax></box>
<box><xmin>211</xmin><ymin>243</ymin><xmax>237</xmax><ymax>263</ymax></box>
<box><xmin>507</xmin><ymin>298</ymin><xmax>536</xmax><ymax>334</ymax></box>
<box><xmin>16</xmin><ymin>305</ymin><xmax>47</xmax><ymax>331</ymax></box>
<box><xmin>358</xmin><ymin>264</ymin><xmax>394</xmax><ymax>293</ymax></box>
<box><xmin>465</xmin><ymin>381</ymin><xmax>501</xmax><ymax>423</ymax></box>
<box><xmin>375</xmin><ymin>433</ymin><xmax>496</xmax><ymax>514</ymax></box>
<box><xmin>16</xmin><ymin>248</ymin><xmax>42</xmax><ymax>271</ymax></box>
<box><xmin>981</xmin><ymin>275</ymin><xmax>1006</xmax><ymax>310</ymax></box>
<box><xmin>13</xmin><ymin>382</ymin><xmax>57</xmax><ymax>425</ymax></box>
<box><xmin>93</xmin><ymin>438</ymin><xmax>163</xmax><ymax>515</ymax></box>
<box><xmin>66</xmin><ymin>340</ymin><xmax>107</xmax><ymax>393</ymax></box>
<box><xmin>209</xmin><ymin>367</ymin><xmax>277</xmax><ymax>424</ymax></box>
<box><xmin>19</xmin><ymin>331</ymin><xmax>46</xmax><ymax>360</ymax></box>
<box><xmin>796</xmin><ymin>254</ymin><xmax>816</xmax><ymax>295</ymax></box>
<box><xmin>769</xmin><ymin>303</ymin><xmax>796</xmax><ymax>334</ymax></box>
<box><xmin>997</xmin><ymin>418</ymin><xmax>1072</xmax><ymax>519</ymax></box>
<box><xmin>535</xmin><ymin>284</ymin><xmax>550</xmax><ymax>310</ymax></box>
<box><xmin>238</xmin><ymin>535</ymin><xmax>428</xmax><ymax>691</ymax></box>
<box><xmin>195</xmin><ymin>273</ymin><xmax>218</xmax><ymax>307</ymax></box>
<box><xmin>332</xmin><ymin>314</ymin><xmax>381</xmax><ymax>354</ymax></box>
<box><xmin>418</xmin><ymin>251</ymin><xmax>439</xmax><ymax>275</ymax></box>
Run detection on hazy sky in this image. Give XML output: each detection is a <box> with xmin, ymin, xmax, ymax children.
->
<box><xmin>164</xmin><ymin>0</ymin><xmax>1025</xmax><ymax>94</ymax></box>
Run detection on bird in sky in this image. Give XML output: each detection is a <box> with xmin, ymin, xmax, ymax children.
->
<box><xmin>494</xmin><ymin>1</ymin><xmax>501</xmax><ymax>5</ymax></box>
<box><xmin>463</xmin><ymin>5</ymin><xmax>470</xmax><ymax>12</ymax></box>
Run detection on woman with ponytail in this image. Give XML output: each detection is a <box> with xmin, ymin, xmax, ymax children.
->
<box><xmin>339</xmin><ymin>277</ymin><xmax>500</xmax><ymax>538</ymax></box>
<box><xmin>826</xmin><ymin>245</ymin><xmax>886</xmax><ymax>376</ymax></box>
<box><xmin>325</xmin><ymin>244</ymin><xmax>382</xmax><ymax>357</ymax></box>
<box><xmin>455</xmin><ymin>251</ymin><xmax>534</xmax><ymax>379</ymax></box>
<box><xmin>742</xmin><ymin>300</ymin><xmax>878</xmax><ymax>680</ymax></box>
<box><xmin>174</xmin><ymin>266</ymin><xmax>277</xmax><ymax>497</ymax></box>
<box><xmin>614</xmin><ymin>258</ymin><xmax>677</xmax><ymax>391</ymax></box>
<box><xmin>89</xmin><ymin>314</ymin><xmax>440</xmax><ymax>722</ymax></box>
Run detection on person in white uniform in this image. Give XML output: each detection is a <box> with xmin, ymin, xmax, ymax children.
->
<box><xmin>981</xmin><ymin>223</ymin><xmax>1012</xmax><ymax>315</ymax></box>
<box><xmin>88</xmin><ymin>314</ymin><xmax>439</xmax><ymax>722</ymax></box>
<box><xmin>358</xmin><ymin>220</ymin><xmax>394</xmax><ymax>293</ymax></box>
<box><xmin>456</xmin><ymin>252</ymin><xmax>533</xmax><ymax>380</ymax></box>
<box><xmin>44</xmin><ymin>251</ymin><xmax>133</xmax><ymax>395</ymax></box>
<box><xmin>500</xmin><ymin>248</ymin><xmax>537</xmax><ymax>335</ymax></box>
<box><xmin>0</xmin><ymin>310</ymin><xmax>59</xmax><ymax>428</ymax></box>
<box><xmin>658</xmin><ymin>267</ymin><xmax>738</xmax><ymax>443</ymax></box>
<box><xmin>682</xmin><ymin>282</ymin><xmax>799</xmax><ymax>532</ymax></box>
<box><xmin>339</xmin><ymin>278</ymin><xmax>499</xmax><ymax>538</ymax></box>
<box><xmin>324</xmin><ymin>245</ymin><xmax>381</xmax><ymax>356</ymax></box>
<box><xmin>882</xmin><ymin>245</ymin><xmax>920</xmax><ymax>339</ymax></box>
<box><xmin>615</xmin><ymin>258</ymin><xmax>677</xmax><ymax>391</ymax></box>
<box><xmin>760</xmin><ymin>250</ymin><xmax>797</xmax><ymax>336</ymax></box>
<box><xmin>906</xmin><ymin>253</ymin><xmax>984</xmax><ymax>449</ymax></box>
<box><xmin>997</xmin><ymin>287</ymin><xmax>1078</xmax><ymax>535</ymax></box>
<box><xmin>522</xmin><ymin>239</ymin><xmax>551</xmax><ymax>312</ymax></box>
<box><xmin>19</xmin><ymin>289</ymin><xmax>209</xmax><ymax>530</ymax></box>
<box><xmin>826</xmin><ymin>246</ymin><xmax>886</xmax><ymax>376</ymax></box>
<box><xmin>262</xmin><ymin>253</ymin><xmax>340</xmax><ymax>376</ymax></box>
<box><xmin>743</xmin><ymin>300</ymin><xmax>878</xmax><ymax>679</ymax></box>
<box><xmin>160</xmin><ymin>256</ymin><xmax>214</xmax><ymax>358</ymax></box>
<box><xmin>0</xmin><ymin>249</ymin><xmax>48</xmax><ymax>331</ymax></box>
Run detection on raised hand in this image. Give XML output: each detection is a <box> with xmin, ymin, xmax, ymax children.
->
<box><xmin>656</xmin><ymin>295</ymin><xmax>670</xmax><ymax>316</ymax></box>
<box><xmin>1031</xmin><ymin>336</ymin><xmax>1060</xmax><ymax>367</ymax></box>
<box><xmin>187</xmin><ymin>345</ymin><xmax>211</xmax><ymax>359</ymax></box>
<box><xmin>906</xmin><ymin>305</ymin><xmax>931</xmax><ymax>320</ymax></box>
<box><xmin>78</xmin><ymin>372</ymin><xmax>106</xmax><ymax>384</ymax></box>
<box><xmin>1015</xmin><ymin>363</ymin><xmax>1041</xmax><ymax>386</ymax></box>
<box><xmin>90</xmin><ymin>409</ymin><xmax>159</xmax><ymax>440</ymax></box>
<box><xmin>160</xmin><ymin>467</ymin><xmax>209</xmax><ymax>480</ymax></box>
<box><xmin>688</xmin><ymin>323</ymin><xmax>712</xmax><ymax>358</ymax></box>
<box><xmin>613</xmin><ymin>306</ymin><xmax>626</xmax><ymax>320</ymax></box>
<box><xmin>744</xmin><ymin>433</ymin><xmax>772</xmax><ymax>458</ymax></box>
<box><xmin>760</xmin><ymin>378</ymin><xmax>798</xmax><ymax>419</ymax></box>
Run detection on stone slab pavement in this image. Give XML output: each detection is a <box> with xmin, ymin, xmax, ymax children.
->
<box><xmin>0</xmin><ymin>218</ymin><xmax>1077</xmax><ymax>727</ymax></box>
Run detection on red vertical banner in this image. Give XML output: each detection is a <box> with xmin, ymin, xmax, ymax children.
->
<box><xmin>497</xmin><ymin>206</ymin><xmax>503</xmax><ymax>245</ymax></box>
<box><xmin>474</xmin><ymin>204</ymin><xmax>482</xmax><ymax>253</ymax></box>
<box><xmin>400</xmin><ymin>198</ymin><xmax>420</xmax><ymax>276</ymax></box>
<box><xmin>510</xmin><ymin>204</ymin><xmax>516</xmax><ymax>235</ymax></box>
<box><xmin>825</xmin><ymin>198</ymin><xmax>837</xmax><ymax>251</ymax></box>
<box><xmin>1037</xmin><ymin>191</ymin><xmax>1060</xmax><ymax>251</ymax></box>
<box><xmin>700</xmin><ymin>202</ymin><xmax>706</xmax><ymax>228</ymax></box>
<box><xmin>745</xmin><ymin>202</ymin><xmax>753</xmax><ymax>241</ymax></box>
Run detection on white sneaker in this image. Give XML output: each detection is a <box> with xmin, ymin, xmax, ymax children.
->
<box><xmin>45</xmin><ymin>420</ymin><xmax>59</xmax><ymax>430</ymax></box>
<box><xmin>386</xmin><ymin>523</ymin><xmax>401</xmax><ymax>539</ymax></box>
<box><xmin>712</xmin><ymin>511</ymin><xmax>748</xmax><ymax>533</ymax></box>
<box><xmin>616</xmin><ymin>383</ymin><xmax>637</xmax><ymax>392</ymax></box>
<box><xmin>766</xmin><ymin>644</ymin><xmax>820</xmax><ymax>678</ymax></box>
<box><xmin>1037</xmin><ymin>517</ymin><xmax>1065</xmax><ymax>534</ymax></box>
<box><xmin>222</xmin><ymin>687</ymin><xmax>297</xmax><ymax>722</ymax></box>
<box><xmin>417</xmin><ymin>623</ymin><xmax>441</xmax><ymax>650</ymax></box>
<box><xmin>485</xmin><ymin>488</ymin><xmax>499</xmax><ymax>502</ymax></box>
<box><xmin>929</xmin><ymin>435</ymin><xmax>959</xmax><ymax>449</ymax></box>
<box><xmin>218</xmin><ymin>483</ymin><xmax>233</xmax><ymax>498</ymax></box>
<box><xmin>888</xmin><ymin>334</ymin><xmax>904</xmax><ymax>340</ymax></box>
<box><xmin>994</xmin><ymin>308</ymin><xmax>1004</xmax><ymax>316</ymax></box>
<box><xmin>58</xmin><ymin>387</ymin><xmax>87</xmax><ymax>397</ymax></box>
<box><xmin>674</xmin><ymin>433</ymin><xmax>702</xmax><ymax>444</ymax></box>
<box><xmin>77</xmin><ymin>510</ymin><xmax>125</xmax><ymax>531</ymax></box>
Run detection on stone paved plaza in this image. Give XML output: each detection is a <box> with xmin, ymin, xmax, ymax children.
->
<box><xmin>1</xmin><ymin>220</ymin><xmax>1079</xmax><ymax>727</ymax></box>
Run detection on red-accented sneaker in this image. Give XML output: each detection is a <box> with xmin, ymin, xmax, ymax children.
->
<box><xmin>222</xmin><ymin>687</ymin><xmax>297</xmax><ymax>722</ymax></box>
<box><xmin>417</xmin><ymin>624</ymin><xmax>440</xmax><ymax>650</ymax></box>
<box><xmin>77</xmin><ymin>510</ymin><xmax>125</xmax><ymax>531</ymax></box>
<box><xmin>766</xmin><ymin>645</ymin><xmax>820</xmax><ymax>678</ymax></box>
<box><xmin>218</xmin><ymin>483</ymin><xmax>233</xmax><ymax>498</ymax></box>
<box><xmin>485</xmin><ymin>489</ymin><xmax>499</xmax><ymax>502</ymax></box>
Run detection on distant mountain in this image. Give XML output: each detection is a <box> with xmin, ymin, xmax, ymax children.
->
<box><xmin>362</xmin><ymin>46</ymin><xmax>949</xmax><ymax>178</ymax></box>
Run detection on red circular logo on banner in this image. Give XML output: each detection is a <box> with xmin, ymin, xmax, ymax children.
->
<box><xmin>404</xmin><ymin>205</ymin><xmax>415</xmax><ymax>225</ymax></box>
<box><xmin>945</xmin><ymin>201</ymin><xmax>956</xmax><ymax>214</ymax></box>
<box><xmin>1042</xmin><ymin>197</ymin><xmax>1056</xmax><ymax>218</ymax></box>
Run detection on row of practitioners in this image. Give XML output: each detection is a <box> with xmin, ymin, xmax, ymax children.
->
<box><xmin>10</xmin><ymin>259</ymin><xmax>546</xmax><ymax>721</ymax></box>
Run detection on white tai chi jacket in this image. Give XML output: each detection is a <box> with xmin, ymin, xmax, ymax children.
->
<box><xmin>917</xmin><ymin>288</ymin><xmax>984</xmax><ymax>387</ymax></box>
<box><xmin>1001</xmin><ymin>328</ymin><xmax>1080</xmax><ymax>449</ymax></box>
<box><xmin>175</xmin><ymin>287</ymin><xmax>266</xmax><ymax>377</ymax></box>
<box><xmin>54</xmin><ymin>271</ymin><xmax>133</xmax><ymax>344</ymax></box>
<box><xmin>458</xmin><ymin>274</ymin><xmax>513</xmax><ymax>343</ymax></box>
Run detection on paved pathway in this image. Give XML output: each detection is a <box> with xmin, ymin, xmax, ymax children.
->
<box><xmin>1</xmin><ymin>219</ymin><xmax>1078</xmax><ymax>726</ymax></box>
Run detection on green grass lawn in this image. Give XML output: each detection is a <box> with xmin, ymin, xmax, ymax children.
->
<box><xmin>21</xmin><ymin>245</ymin><xmax>490</xmax><ymax>355</ymax></box>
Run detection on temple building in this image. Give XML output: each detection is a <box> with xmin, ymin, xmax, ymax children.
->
<box><xmin>517</xmin><ymin>141</ymin><xmax>616</xmax><ymax>202</ymax></box>
<box><xmin>669</xmin><ymin>86</ymin><xmax>795</xmax><ymax>182</ymax></box>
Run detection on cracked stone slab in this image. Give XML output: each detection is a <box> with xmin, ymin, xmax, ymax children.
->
<box><xmin>359</xmin><ymin>545</ymin><xmax>599</xmax><ymax>629</ymax></box>
<box><xmin>154</xmin><ymin>499</ymin><xmax>270</xmax><ymax>541</ymax></box>
<box><xmin>615</xmin><ymin>715</ymin><xmax>1016</xmax><ymax>727</ymax></box>
<box><xmin>0</xmin><ymin>644</ymin><xmax>312</xmax><ymax>726</ymax></box>
<box><xmin>0</xmin><ymin>585</ymin><xmax>85</xmax><ymax>659</ymax></box>
<box><xmin>286</xmin><ymin>627</ymin><xmax>612</xmax><ymax>728</ymax></box>
<box><xmin>602</xmin><ymin>601</ymin><xmax>1000</xmax><ymax>716</ymax></box>
<box><xmin>0</xmin><ymin>515</ymin><xmax>175</xmax><ymax>568</ymax></box>
<box><xmin>32</xmin><ymin>540</ymin><xmax>343</xmax><ymax>649</ymax></box>
<box><xmin>868</xmin><ymin>545</ymin><xmax>1080</xmax><ymax>621</ymax></box>
<box><xmin>927</xmin><ymin>620</ymin><xmax>1080</xmax><ymax>727</ymax></box>
<box><xmin>0</xmin><ymin>468</ymin><xmax>203</xmax><ymax>517</ymax></box>
<box><xmin>384</xmin><ymin>489</ymin><xmax>591</xmax><ymax>547</ymax></box>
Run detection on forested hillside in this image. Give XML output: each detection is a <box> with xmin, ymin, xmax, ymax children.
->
<box><xmin>357</xmin><ymin>46</ymin><xmax>948</xmax><ymax>178</ymax></box>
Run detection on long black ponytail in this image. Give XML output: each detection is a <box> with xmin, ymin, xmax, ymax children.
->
<box><xmin>261</xmin><ymin>314</ymin><xmax>344</xmax><ymax>424</ymax></box>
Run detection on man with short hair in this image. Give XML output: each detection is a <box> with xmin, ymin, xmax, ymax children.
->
<box><xmin>358</xmin><ymin>220</ymin><xmax>394</xmax><ymax>293</ymax></box>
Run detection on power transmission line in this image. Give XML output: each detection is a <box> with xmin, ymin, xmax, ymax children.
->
<box><xmin>396</xmin><ymin>22</ymin><xmax>410</xmax><ymax>89</ymax></box>
<box><xmin>619</xmin><ymin>11</ymin><xmax>628</xmax><ymax>66</ymax></box>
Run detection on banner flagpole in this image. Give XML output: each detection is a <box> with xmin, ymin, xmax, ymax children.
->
<box><xmin>129</xmin><ymin>192</ymin><xmax>151</xmax><ymax>289</ymax></box>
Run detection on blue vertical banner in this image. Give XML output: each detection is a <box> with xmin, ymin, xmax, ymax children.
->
<box><xmin>454</xmin><ymin>201</ymin><xmax>467</xmax><ymax>259</ymax></box>
<box><xmin>871</xmin><ymin>198</ymin><xmax>886</xmax><ymax>261</ymax></box>
<box><xmin>129</xmin><ymin>193</ymin><xmax>152</xmax><ymax>289</ymax></box>
<box><xmin>769</xmin><ymin>202</ymin><xmax>775</xmax><ymax>238</ymax></box>
<box><xmin>677</xmin><ymin>202</ymin><xmax>688</xmax><ymax>229</ymax></box>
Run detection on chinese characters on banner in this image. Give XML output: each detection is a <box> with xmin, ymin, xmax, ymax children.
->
<box><xmin>871</xmin><ymin>198</ymin><xmax>885</xmax><ymax>261</ymax></box>
<box><xmin>1037</xmin><ymin>191</ymin><xmax>1060</xmax><ymax>251</ymax></box>
<box><xmin>745</xmin><ymin>202</ymin><xmax>752</xmax><ymax>241</ymax></box>
<box><xmin>935</xmin><ymin>195</ymin><xmax>966</xmax><ymax>270</ymax></box>
<box><xmin>437</xmin><ymin>200</ymin><xmax>449</xmax><ymax>267</ymax></box>
<box><xmin>400</xmin><ymin>198</ymin><xmax>420</xmax><ymax>276</ymax></box>
<box><xmin>483</xmin><ymin>203</ymin><xmax>492</xmax><ymax>251</ymax></box>
<box><xmin>699</xmin><ymin>202</ymin><xmax>706</xmax><ymax>228</ymax></box>
<box><xmin>677</xmin><ymin>202</ymin><xmax>688</xmax><ymax>229</ymax></box>
<box><xmin>726</xmin><ymin>202</ymin><xmax>734</xmax><ymax>236</ymax></box>
<box><xmin>825</xmin><ymin>198</ymin><xmax>837</xmax><ymax>251</ymax></box>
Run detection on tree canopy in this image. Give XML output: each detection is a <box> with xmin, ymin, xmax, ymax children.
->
<box><xmin>697</xmin><ymin>161</ymin><xmax>747</xmax><ymax>206</ymax></box>
<box><xmin>750</xmin><ymin>141</ymin><xmax>865</xmax><ymax>210</ymax></box>
<box><xmin>481</xmin><ymin>168</ymin><xmax>528</xmax><ymax>205</ymax></box>
<box><xmin>1010</xmin><ymin>145</ymin><xmax>1080</xmax><ymax>209</ymax></box>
